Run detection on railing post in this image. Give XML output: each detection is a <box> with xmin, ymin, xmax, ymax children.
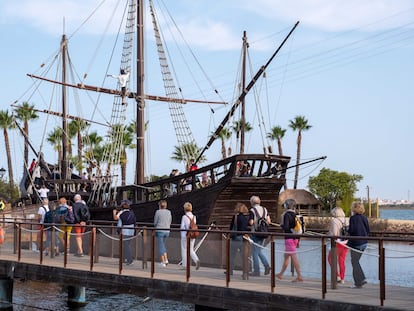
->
<box><xmin>242</xmin><ymin>236</ymin><xmax>249</xmax><ymax>280</ymax></box>
<box><xmin>119</xmin><ymin>231</ymin><xmax>123</xmax><ymax>275</ymax></box>
<box><xmin>63</xmin><ymin>230</ymin><xmax>68</xmax><ymax>268</ymax></box>
<box><xmin>13</xmin><ymin>219</ymin><xmax>18</xmax><ymax>254</ymax></box>
<box><xmin>225</xmin><ymin>235</ymin><xmax>230</xmax><ymax>287</ymax></box>
<box><xmin>39</xmin><ymin>225</ymin><xmax>44</xmax><ymax>264</ymax></box>
<box><xmin>111</xmin><ymin>224</ymin><xmax>115</xmax><ymax>258</ymax></box>
<box><xmin>270</xmin><ymin>237</ymin><xmax>275</xmax><ymax>293</ymax></box>
<box><xmin>142</xmin><ymin>226</ymin><xmax>147</xmax><ymax>269</ymax></box>
<box><xmin>17</xmin><ymin>223</ymin><xmax>22</xmax><ymax>262</ymax></box>
<box><xmin>151</xmin><ymin>229</ymin><xmax>155</xmax><ymax>278</ymax></box>
<box><xmin>322</xmin><ymin>237</ymin><xmax>327</xmax><ymax>299</ymax></box>
<box><xmin>51</xmin><ymin>226</ymin><xmax>56</xmax><ymax>258</ymax></box>
<box><xmin>89</xmin><ymin>226</ymin><xmax>95</xmax><ymax>271</ymax></box>
<box><xmin>379</xmin><ymin>239</ymin><xmax>385</xmax><ymax>306</ymax></box>
<box><xmin>186</xmin><ymin>236</ymin><xmax>190</xmax><ymax>282</ymax></box>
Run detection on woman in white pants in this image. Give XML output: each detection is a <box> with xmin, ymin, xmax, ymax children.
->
<box><xmin>180</xmin><ymin>202</ymin><xmax>200</xmax><ymax>270</ymax></box>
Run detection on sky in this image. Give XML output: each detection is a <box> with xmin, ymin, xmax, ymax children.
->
<box><xmin>1</xmin><ymin>0</ymin><xmax>414</xmax><ymax>202</ymax></box>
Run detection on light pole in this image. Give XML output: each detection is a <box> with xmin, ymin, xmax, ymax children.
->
<box><xmin>366</xmin><ymin>185</ymin><xmax>371</xmax><ymax>217</ymax></box>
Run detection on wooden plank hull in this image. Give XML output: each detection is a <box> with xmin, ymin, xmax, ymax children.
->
<box><xmin>90</xmin><ymin>154</ymin><xmax>290</xmax><ymax>226</ymax></box>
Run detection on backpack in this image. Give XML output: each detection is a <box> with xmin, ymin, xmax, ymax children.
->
<box><xmin>64</xmin><ymin>208</ymin><xmax>75</xmax><ymax>224</ymax></box>
<box><xmin>340</xmin><ymin>220</ymin><xmax>349</xmax><ymax>238</ymax></box>
<box><xmin>42</xmin><ymin>206</ymin><xmax>54</xmax><ymax>225</ymax></box>
<box><xmin>252</xmin><ymin>207</ymin><xmax>269</xmax><ymax>237</ymax></box>
<box><xmin>186</xmin><ymin>215</ymin><xmax>200</xmax><ymax>239</ymax></box>
<box><xmin>291</xmin><ymin>214</ymin><xmax>305</xmax><ymax>234</ymax></box>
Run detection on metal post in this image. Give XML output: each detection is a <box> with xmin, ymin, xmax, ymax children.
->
<box><xmin>322</xmin><ymin>238</ymin><xmax>327</xmax><ymax>299</ymax></box>
<box><xmin>151</xmin><ymin>229</ymin><xmax>155</xmax><ymax>278</ymax></box>
<box><xmin>225</xmin><ymin>236</ymin><xmax>230</xmax><ymax>287</ymax></box>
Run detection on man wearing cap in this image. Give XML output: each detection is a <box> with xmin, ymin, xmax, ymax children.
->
<box><xmin>116</xmin><ymin>200</ymin><xmax>136</xmax><ymax>265</ymax></box>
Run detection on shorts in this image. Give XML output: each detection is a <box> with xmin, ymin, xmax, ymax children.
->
<box><xmin>285</xmin><ymin>238</ymin><xmax>299</xmax><ymax>253</ymax></box>
<box><xmin>72</xmin><ymin>224</ymin><xmax>86</xmax><ymax>235</ymax></box>
<box><xmin>58</xmin><ymin>225</ymin><xmax>73</xmax><ymax>239</ymax></box>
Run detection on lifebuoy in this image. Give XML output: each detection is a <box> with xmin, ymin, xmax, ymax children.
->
<box><xmin>0</xmin><ymin>227</ymin><xmax>5</xmax><ymax>245</ymax></box>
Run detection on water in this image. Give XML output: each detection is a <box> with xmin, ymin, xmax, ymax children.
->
<box><xmin>11</xmin><ymin>280</ymin><xmax>194</xmax><ymax>310</ymax></box>
<box><xmin>380</xmin><ymin>208</ymin><xmax>414</xmax><ymax>220</ymax></box>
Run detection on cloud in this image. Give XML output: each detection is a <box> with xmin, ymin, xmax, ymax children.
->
<box><xmin>0</xmin><ymin>0</ymin><xmax>122</xmax><ymax>35</ymax></box>
<box><xmin>241</xmin><ymin>0</ymin><xmax>414</xmax><ymax>32</ymax></box>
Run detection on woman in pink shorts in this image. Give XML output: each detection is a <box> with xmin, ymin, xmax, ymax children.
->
<box><xmin>275</xmin><ymin>199</ymin><xmax>304</xmax><ymax>282</ymax></box>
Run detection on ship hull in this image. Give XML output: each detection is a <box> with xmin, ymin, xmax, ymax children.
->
<box><xmin>90</xmin><ymin>154</ymin><xmax>290</xmax><ymax>226</ymax></box>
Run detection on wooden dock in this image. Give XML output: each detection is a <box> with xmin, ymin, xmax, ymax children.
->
<box><xmin>0</xmin><ymin>246</ymin><xmax>412</xmax><ymax>311</ymax></box>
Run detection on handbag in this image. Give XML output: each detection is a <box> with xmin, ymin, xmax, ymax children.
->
<box><xmin>230</xmin><ymin>214</ymin><xmax>242</xmax><ymax>241</ymax></box>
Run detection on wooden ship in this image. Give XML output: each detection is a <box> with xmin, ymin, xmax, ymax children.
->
<box><xmin>15</xmin><ymin>0</ymin><xmax>320</xmax><ymax>227</ymax></box>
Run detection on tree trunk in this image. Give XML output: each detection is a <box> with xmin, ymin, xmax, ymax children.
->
<box><xmin>3</xmin><ymin>129</ymin><xmax>13</xmax><ymax>186</ymax></box>
<box><xmin>293</xmin><ymin>131</ymin><xmax>302</xmax><ymax>189</ymax></box>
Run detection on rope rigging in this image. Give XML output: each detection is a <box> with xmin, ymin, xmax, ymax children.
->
<box><xmin>89</xmin><ymin>0</ymin><xmax>136</xmax><ymax>206</ymax></box>
<box><xmin>149</xmin><ymin>0</ymin><xmax>198</xmax><ymax>163</ymax></box>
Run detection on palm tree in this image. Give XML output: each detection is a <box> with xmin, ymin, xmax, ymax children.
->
<box><xmin>109</xmin><ymin>123</ymin><xmax>136</xmax><ymax>185</ymax></box>
<box><xmin>217</xmin><ymin>127</ymin><xmax>231</xmax><ymax>159</ymax></box>
<box><xmin>267</xmin><ymin>125</ymin><xmax>288</xmax><ymax>190</ymax></box>
<box><xmin>231</xmin><ymin>119</ymin><xmax>252</xmax><ymax>153</ymax></box>
<box><xmin>0</xmin><ymin>110</ymin><xmax>15</xmax><ymax>186</ymax></box>
<box><xmin>267</xmin><ymin>126</ymin><xmax>286</xmax><ymax>155</ymax></box>
<box><xmin>69</xmin><ymin>120</ymin><xmax>89</xmax><ymax>174</ymax></box>
<box><xmin>83</xmin><ymin>131</ymin><xmax>104</xmax><ymax>177</ymax></box>
<box><xmin>171</xmin><ymin>142</ymin><xmax>206</xmax><ymax>171</ymax></box>
<box><xmin>47</xmin><ymin>127</ymin><xmax>63</xmax><ymax>164</ymax></box>
<box><xmin>15</xmin><ymin>102</ymin><xmax>39</xmax><ymax>172</ymax></box>
<box><xmin>289</xmin><ymin>115</ymin><xmax>312</xmax><ymax>189</ymax></box>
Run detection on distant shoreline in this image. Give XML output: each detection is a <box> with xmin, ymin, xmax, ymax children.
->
<box><xmin>380</xmin><ymin>205</ymin><xmax>414</xmax><ymax>210</ymax></box>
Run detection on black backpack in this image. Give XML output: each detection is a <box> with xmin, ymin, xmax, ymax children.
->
<box><xmin>42</xmin><ymin>206</ymin><xmax>54</xmax><ymax>225</ymax></box>
<box><xmin>253</xmin><ymin>207</ymin><xmax>269</xmax><ymax>237</ymax></box>
<box><xmin>340</xmin><ymin>220</ymin><xmax>349</xmax><ymax>238</ymax></box>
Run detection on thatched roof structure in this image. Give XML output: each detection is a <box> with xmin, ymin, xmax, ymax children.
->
<box><xmin>278</xmin><ymin>189</ymin><xmax>322</xmax><ymax>216</ymax></box>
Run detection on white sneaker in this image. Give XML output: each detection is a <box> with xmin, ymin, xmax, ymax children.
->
<box><xmin>159</xmin><ymin>263</ymin><xmax>166</xmax><ymax>268</ymax></box>
<box><xmin>165</xmin><ymin>260</ymin><xmax>169</xmax><ymax>266</ymax></box>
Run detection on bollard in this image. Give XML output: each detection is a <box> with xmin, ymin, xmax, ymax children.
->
<box><xmin>0</xmin><ymin>276</ymin><xmax>13</xmax><ymax>311</ymax></box>
<box><xmin>67</xmin><ymin>285</ymin><xmax>87</xmax><ymax>308</ymax></box>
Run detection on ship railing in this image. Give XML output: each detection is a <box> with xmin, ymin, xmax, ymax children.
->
<box><xmin>2</xmin><ymin>216</ymin><xmax>414</xmax><ymax>307</ymax></box>
<box><xmin>119</xmin><ymin>154</ymin><xmax>290</xmax><ymax>202</ymax></box>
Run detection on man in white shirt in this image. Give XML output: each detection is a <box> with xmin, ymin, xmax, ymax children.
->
<box><xmin>36</xmin><ymin>198</ymin><xmax>50</xmax><ymax>252</ymax></box>
<box><xmin>38</xmin><ymin>184</ymin><xmax>49</xmax><ymax>200</ymax></box>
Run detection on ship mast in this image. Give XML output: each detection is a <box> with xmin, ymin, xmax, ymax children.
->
<box><xmin>136</xmin><ymin>0</ymin><xmax>145</xmax><ymax>185</ymax></box>
<box><xmin>240</xmin><ymin>31</ymin><xmax>247</xmax><ymax>154</ymax></box>
<box><xmin>61</xmin><ymin>34</ymin><xmax>69</xmax><ymax>180</ymax></box>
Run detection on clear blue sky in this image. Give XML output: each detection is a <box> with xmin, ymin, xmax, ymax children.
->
<box><xmin>1</xmin><ymin>0</ymin><xmax>413</xmax><ymax>202</ymax></box>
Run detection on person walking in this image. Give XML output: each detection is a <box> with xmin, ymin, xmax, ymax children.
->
<box><xmin>117</xmin><ymin>199</ymin><xmax>136</xmax><ymax>265</ymax></box>
<box><xmin>72</xmin><ymin>194</ymin><xmax>90</xmax><ymax>257</ymax></box>
<box><xmin>35</xmin><ymin>197</ymin><xmax>50</xmax><ymax>252</ymax></box>
<box><xmin>348</xmin><ymin>202</ymin><xmax>370</xmax><ymax>288</ymax></box>
<box><xmin>248</xmin><ymin>195</ymin><xmax>271</xmax><ymax>277</ymax></box>
<box><xmin>180</xmin><ymin>202</ymin><xmax>200</xmax><ymax>270</ymax></box>
<box><xmin>227</xmin><ymin>202</ymin><xmax>249</xmax><ymax>277</ymax></box>
<box><xmin>276</xmin><ymin>198</ymin><xmax>304</xmax><ymax>282</ymax></box>
<box><xmin>56</xmin><ymin>197</ymin><xmax>75</xmax><ymax>253</ymax></box>
<box><xmin>327</xmin><ymin>206</ymin><xmax>349</xmax><ymax>284</ymax></box>
<box><xmin>154</xmin><ymin>200</ymin><xmax>172</xmax><ymax>267</ymax></box>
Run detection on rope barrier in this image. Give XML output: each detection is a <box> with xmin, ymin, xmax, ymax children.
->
<box><xmin>96</xmin><ymin>228</ymin><xmax>142</xmax><ymax>242</ymax></box>
<box><xmin>8</xmin><ymin>222</ymin><xmax>414</xmax><ymax>260</ymax></box>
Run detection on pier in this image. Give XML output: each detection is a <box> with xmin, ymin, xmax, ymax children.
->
<box><xmin>0</xmin><ymin>219</ymin><xmax>413</xmax><ymax>310</ymax></box>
